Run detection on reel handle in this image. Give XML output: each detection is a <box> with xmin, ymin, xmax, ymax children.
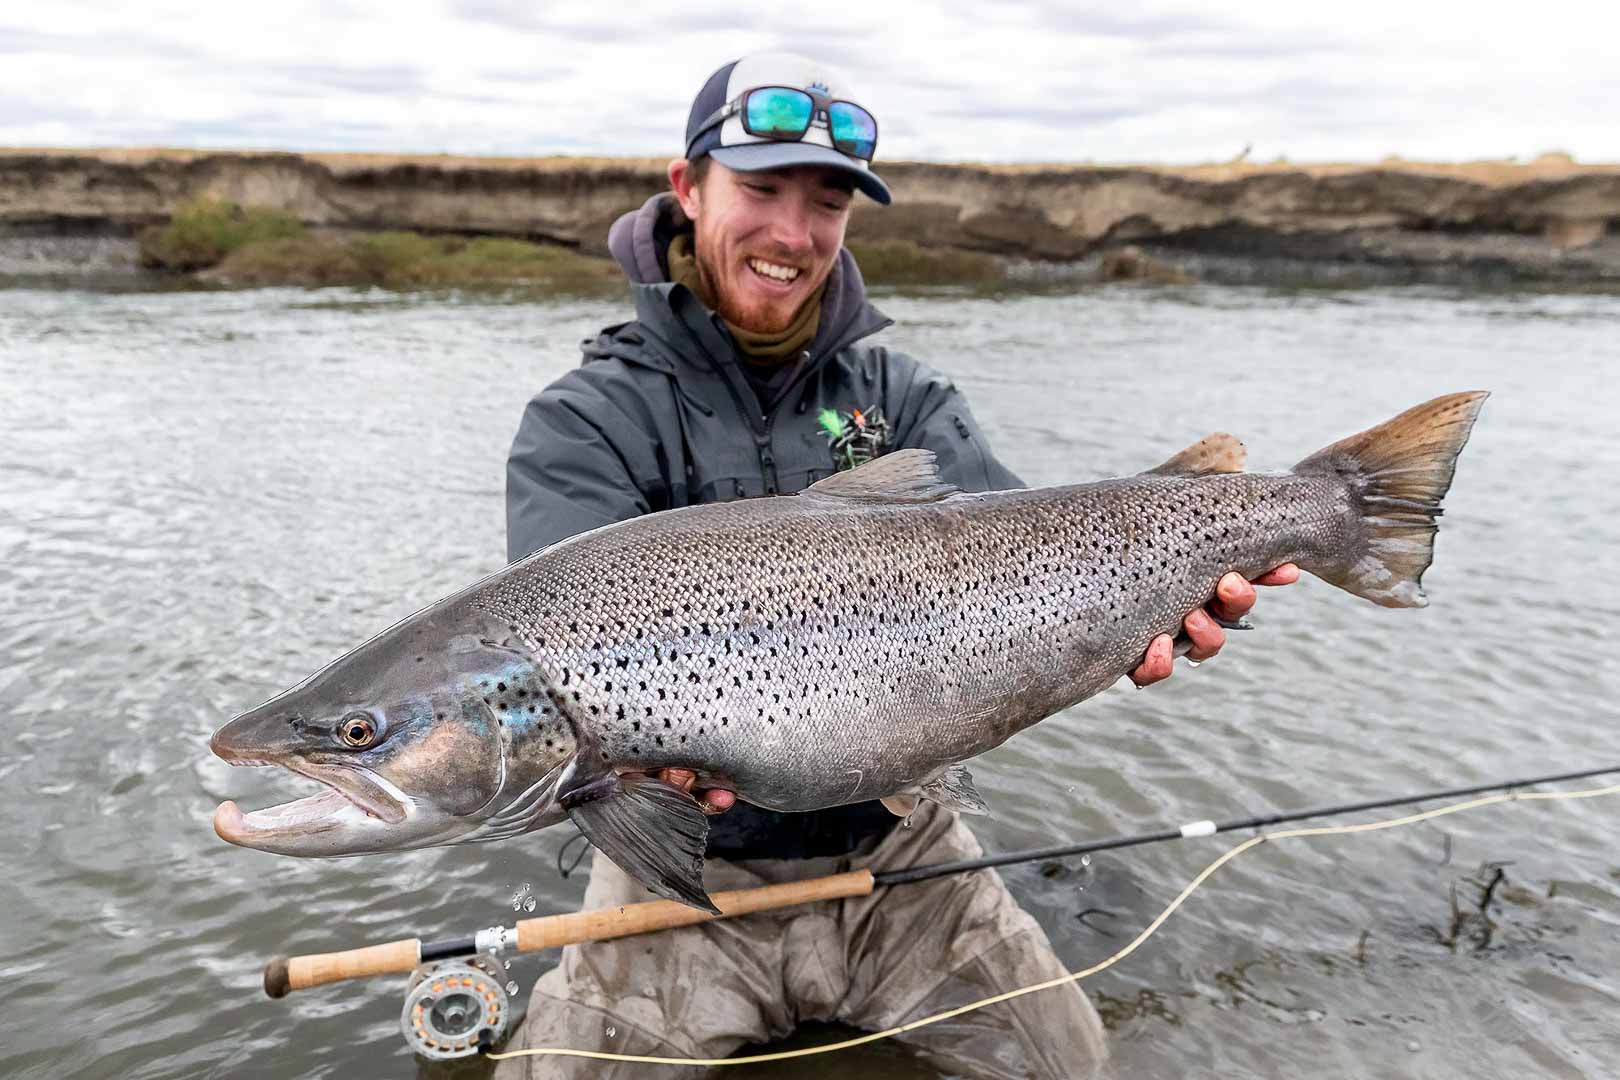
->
<box><xmin>516</xmin><ymin>868</ymin><xmax>877</xmax><ymax>950</ymax></box>
<box><xmin>264</xmin><ymin>939</ymin><xmax>422</xmax><ymax>998</ymax></box>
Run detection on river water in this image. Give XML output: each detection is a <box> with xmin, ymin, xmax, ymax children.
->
<box><xmin>2</xmin><ymin>274</ymin><xmax>1618</xmax><ymax>1079</ymax></box>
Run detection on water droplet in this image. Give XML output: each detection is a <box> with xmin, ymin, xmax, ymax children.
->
<box><xmin>523</xmin><ymin>897</ymin><xmax>537</xmax><ymax>913</ymax></box>
<box><xmin>1186</xmin><ymin>657</ymin><xmax>1202</xmax><ymax>668</ymax></box>
<box><xmin>605</xmin><ymin>1025</ymin><xmax>617</xmax><ymax>1038</ymax></box>
<box><xmin>1076</xmin><ymin>854</ymin><xmax>1095</xmax><ymax>891</ymax></box>
<box><xmin>1406</xmin><ymin>1040</ymin><xmax>1421</xmax><ymax>1053</ymax></box>
<box><xmin>504</xmin><ymin>960</ymin><xmax>512</xmax><ymax>970</ymax></box>
<box><xmin>506</xmin><ymin>980</ymin><xmax>519</xmax><ymax>995</ymax></box>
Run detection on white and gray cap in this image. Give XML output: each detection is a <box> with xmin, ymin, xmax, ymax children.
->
<box><xmin>684</xmin><ymin>52</ymin><xmax>891</xmax><ymax>205</ymax></box>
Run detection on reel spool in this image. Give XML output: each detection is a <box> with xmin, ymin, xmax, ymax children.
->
<box><xmin>400</xmin><ymin>956</ymin><xmax>510</xmax><ymax>1060</ymax></box>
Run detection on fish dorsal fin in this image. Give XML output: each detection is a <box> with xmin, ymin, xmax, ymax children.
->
<box><xmin>803</xmin><ymin>449</ymin><xmax>960</xmax><ymax>503</ymax></box>
<box><xmin>1145</xmin><ymin>432</ymin><xmax>1247</xmax><ymax>477</ymax></box>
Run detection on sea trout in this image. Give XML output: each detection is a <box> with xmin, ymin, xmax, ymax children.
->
<box><xmin>211</xmin><ymin>392</ymin><xmax>1486</xmax><ymax>911</ymax></box>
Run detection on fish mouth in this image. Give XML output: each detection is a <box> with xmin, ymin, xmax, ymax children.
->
<box><xmin>212</xmin><ymin>753</ymin><xmax>411</xmax><ymax>849</ymax></box>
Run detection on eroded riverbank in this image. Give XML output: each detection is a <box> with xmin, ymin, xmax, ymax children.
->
<box><xmin>3</xmin><ymin>149</ymin><xmax>1619</xmax><ymax>287</ymax></box>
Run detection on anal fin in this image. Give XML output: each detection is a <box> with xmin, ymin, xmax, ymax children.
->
<box><xmin>560</xmin><ymin>771</ymin><xmax>716</xmax><ymax>913</ymax></box>
<box><xmin>919</xmin><ymin>764</ymin><xmax>991</xmax><ymax>816</ymax></box>
<box><xmin>881</xmin><ymin>795</ymin><xmax>919</xmax><ymax>818</ymax></box>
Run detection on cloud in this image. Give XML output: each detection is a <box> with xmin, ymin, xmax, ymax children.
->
<box><xmin>0</xmin><ymin>0</ymin><xmax>1615</xmax><ymax>163</ymax></box>
<box><xmin>254</xmin><ymin>64</ymin><xmax>437</xmax><ymax>97</ymax></box>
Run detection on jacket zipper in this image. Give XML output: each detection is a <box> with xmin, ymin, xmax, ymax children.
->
<box><xmin>690</xmin><ymin>307</ymin><xmax>892</xmax><ymax>499</ymax></box>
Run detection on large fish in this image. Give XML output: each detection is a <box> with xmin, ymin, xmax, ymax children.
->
<box><xmin>211</xmin><ymin>393</ymin><xmax>1486</xmax><ymax>911</ymax></box>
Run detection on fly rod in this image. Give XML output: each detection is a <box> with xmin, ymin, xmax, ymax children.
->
<box><xmin>263</xmin><ymin>762</ymin><xmax>1620</xmax><ymax>1001</ymax></box>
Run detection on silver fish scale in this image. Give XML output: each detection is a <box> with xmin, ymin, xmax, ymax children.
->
<box><xmin>471</xmin><ymin>470</ymin><xmax>1350</xmax><ymax>811</ymax></box>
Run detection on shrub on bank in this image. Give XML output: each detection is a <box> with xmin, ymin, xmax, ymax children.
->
<box><xmin>846</xmin><ymin>241</ymin><xmax>1004</xmax><ymax>287</ymax></box>
<box><xmin>205</xmin><ymin>229</ymin><xmax>620</xmax><ymax>289</ymax></box>
<box><xmin>139</xmin><ymin>199</ymin><xmax>306</xmax><ymax>271</ymax></box>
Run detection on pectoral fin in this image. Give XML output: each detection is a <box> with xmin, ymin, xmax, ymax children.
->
<box><xmin>881</xmin><ymin>795</ymin><xmax>919</xmax><ymax>818</ymax></box>
<box><xmin>919</xmin><ymin>764</ymin><xmax>991</xmax><ymax>816</ymax></box>
<box><xmin>559</xmin><ymin>771</ymin><xmax>716</xmax><ymax>913</ymax></box>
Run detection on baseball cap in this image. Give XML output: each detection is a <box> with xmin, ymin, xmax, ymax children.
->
<box><xmin>684</xmin><ymin>52</ymin><xmax>892</xmax><ymax>206</ymax></box>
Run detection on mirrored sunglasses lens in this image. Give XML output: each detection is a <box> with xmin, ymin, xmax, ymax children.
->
<box><xmin>828</xmin><ymin>103</ymin><xmax>877</xmax><ymax>160</ymax></box>
<box><xmin>745</xmin><ymin>88</ymin><xmax>814</xmax><ymax>138</ymax></box>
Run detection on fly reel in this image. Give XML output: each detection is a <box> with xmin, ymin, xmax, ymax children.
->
<box><xmin>400</xmin><ymin>956</ymin><xmax>510</xmax><ymax>1060</ymax></box>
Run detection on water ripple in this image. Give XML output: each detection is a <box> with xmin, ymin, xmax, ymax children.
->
<box><xmin>2</xmin><ymin>283</ymin><xmax>1619</xmax><ymax>1079</ymax></box>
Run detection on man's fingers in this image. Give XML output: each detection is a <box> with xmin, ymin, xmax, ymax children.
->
<box><xmin>1208</xmin><ymin>572</ymin><xmax>1257</xmax><ymax>623</ymax></box>
<box><xmin>699</xmin><ymin>788</ymin><xmax>736</xmax><ymax>814</ymax></box>
<box><xmin>1130</xmin><ymin>634</ymin><xmax>1174</xmax><ymax>686</ymax></box>
<box><xmin>654</xmin><ymin>768</ymin><xmax>733</xmax><ymax>814</ymax></box>
<box><xmin>658</xmin><ymin>768</ymin><xmax>697</xmax><ymax>793</ymax></box>
<box><xmin>1252</xmin><ymin>563</ymin><xmax>1301</xmax><ymax>587</ymax></box>
<box><xmin>1183</xmin><ymin>609</ymin><xmax>1226</xmax><ymax>661</ymax></box>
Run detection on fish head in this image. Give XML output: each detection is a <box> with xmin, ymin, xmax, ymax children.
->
<box><xmin>210</xmin><ymin>603</ymin><xmax>572</xmax><ymax>856</ymax></box>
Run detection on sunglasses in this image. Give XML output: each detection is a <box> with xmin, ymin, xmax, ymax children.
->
<box><xmin>694</xmin><ymin>85</ymin><xmax>878</xmax><ymax>162</ymax></box>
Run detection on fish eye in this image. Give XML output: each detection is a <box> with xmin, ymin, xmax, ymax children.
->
<box><xmin>339</xmin><ymin>711</ymin><xmax>379</xmax><ymax>748</ymax></box>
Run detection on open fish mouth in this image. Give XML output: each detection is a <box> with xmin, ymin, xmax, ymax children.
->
<box><xmin>212</xmin><ymin>756</ymin><xmax>411</xmax><ymax>848</ymax></box>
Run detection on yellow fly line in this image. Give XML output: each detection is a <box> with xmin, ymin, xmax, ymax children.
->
<box><xmin>486</xmin><ymin>781</ymin><xmax>1620</xmax><ymax>1068</ymax></box>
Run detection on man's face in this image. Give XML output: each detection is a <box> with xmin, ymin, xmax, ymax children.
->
<box><xmin>670</xmin><ymin>159</ymin><xmax>853</xmax><ymax>334</ymax></box>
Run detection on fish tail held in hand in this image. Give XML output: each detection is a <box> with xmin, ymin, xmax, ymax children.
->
<box><xmin>1293</xmin><ymin>391</ymin><xmax>1489</xmax><ymax>608</ymax></box>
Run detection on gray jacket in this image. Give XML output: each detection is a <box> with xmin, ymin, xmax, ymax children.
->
<box><xmin>506</xmin><ymin>193</ymin><xmax>1021</xmax><ymax>858</ymax></box>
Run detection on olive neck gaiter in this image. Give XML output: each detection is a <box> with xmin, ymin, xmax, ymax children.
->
<box><xmin>666</xmin><ymin>233</ymin><xmax>825</xmax><ymax>364</ymax></box>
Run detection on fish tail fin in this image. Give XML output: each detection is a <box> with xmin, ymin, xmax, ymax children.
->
<box><xmin>1292</xmin><ymin>391</ymin><xmax>1488</xmax><ymax>609</ymax></box>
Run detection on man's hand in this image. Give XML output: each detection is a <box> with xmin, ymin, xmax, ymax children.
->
<box><xmin>654</xmin><ymin>767</ymin><xmax>735</xmax><ymax>814</ymax></box>
<box><xmin>1129</xmin><ymin>565</ymin><xmax>1301</xmax><ymax>687</ymax></box>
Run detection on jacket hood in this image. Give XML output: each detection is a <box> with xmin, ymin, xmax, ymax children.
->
<box><xmin>605</xmin><ymin>192</ymin><xmax>886</xmax><ymax>365</ymax></box>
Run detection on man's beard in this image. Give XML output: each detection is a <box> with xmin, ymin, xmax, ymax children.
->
<box><xmin>695</xmin><ymin>247</ymin><xmax>800</xmax><ymax>334</ymax></box>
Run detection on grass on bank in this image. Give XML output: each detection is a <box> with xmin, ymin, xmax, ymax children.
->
<box><xmin>139</xmin><ymin>198</ymin><xmax>1011</xmax><ymax>289</ymax></box>
<box><xmin>140</xmin><ymin>198</ymin><xmax>620</xmax><ymax>289</ymax></box>
<box><xmin>846</xmin><ymin>242</ymin><xmax>1003</xmax><ymax>287</ymax></box>
<box><xmin>138</xmin><ymin>199</ymin><xmax>305</xmax><ymax>272</ymax></box>
<box><xmin>210</xmin><ymin>232</ymin><xmax>622</xmax><ymax>289</ymax></box>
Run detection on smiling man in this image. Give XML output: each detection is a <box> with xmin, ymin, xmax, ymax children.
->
<box><xmin>497</xmin><ymin>52</ymin><xmax>1292</xmax><ymax>1080</ymax></box>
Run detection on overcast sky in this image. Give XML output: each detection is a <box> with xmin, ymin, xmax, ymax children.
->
<box><xmin>2</xmin><ymin>1</ymin><xmax>1615</xmax><ymax>164</ymax></box>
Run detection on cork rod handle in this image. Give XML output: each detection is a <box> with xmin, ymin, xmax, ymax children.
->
<box><xmin>263</xmin><ymin>939</ymin><xmax>423</xmax><ymax>998</ymax></box>
<box><xmin>516</xmin><ymin>868</ymin><xmax>877</xmax><ymax>951</ymax></box>
<box><xmin>263</xmin><ymin>868</ymin><xmax>878</xmax><ymax>998</ymax></box>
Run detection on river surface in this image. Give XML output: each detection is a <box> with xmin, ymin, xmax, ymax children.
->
<box><xmin>2</xmin><ymin>277</ymin><xmax>1618</xmax><ymax>1079</ymax></box>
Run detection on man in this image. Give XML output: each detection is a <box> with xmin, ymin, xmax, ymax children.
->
<box><xmin>497</xmin><ymin>52</ymin><xmax>1296</xmax><ymax>1079</ymax></box>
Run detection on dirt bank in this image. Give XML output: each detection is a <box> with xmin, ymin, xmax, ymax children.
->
<box><xmin>3</xmin><ymin>148</ymin><xmax>1618</xmax><ymax>284</ymax></box>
